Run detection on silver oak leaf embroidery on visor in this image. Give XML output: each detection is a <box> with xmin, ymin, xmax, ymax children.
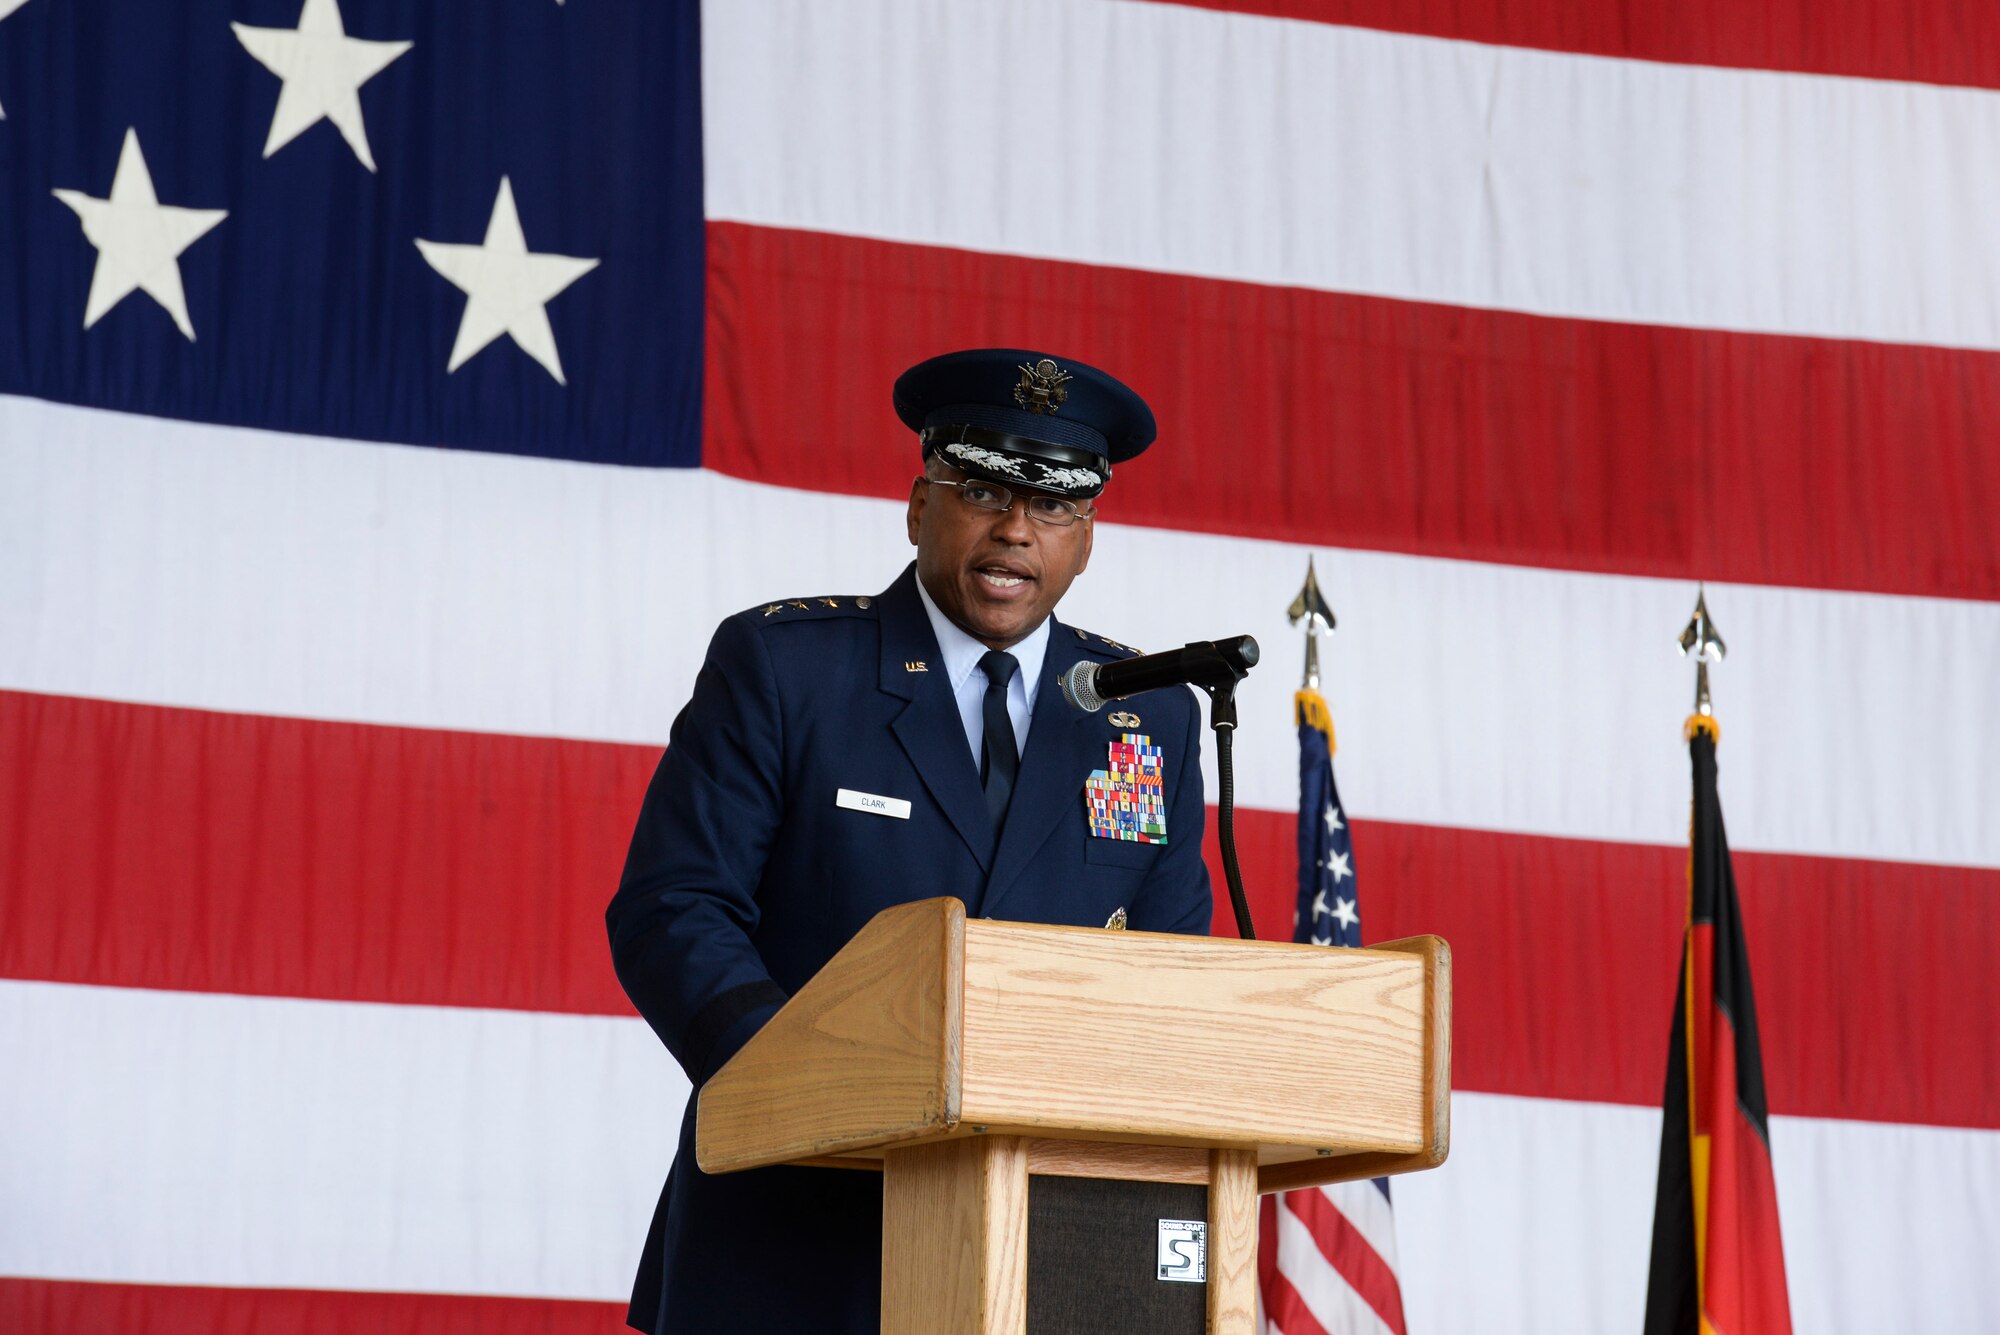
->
<box><xmin>1036</xmin><ymin>463</ymin><xmax>1100</xmax><ymax>492</ymax></box>
<box><xmin>943</xmin><ymin>441</ymin><xmax>1027</xmax><ymax>478</ymax></box>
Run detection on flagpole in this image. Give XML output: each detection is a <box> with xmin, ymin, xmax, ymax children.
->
<box><xmin>1648</xmin><ymin>585</ymin><xmax>1793</xmax><ymax>1335</ymax></box>
<box><xmin>1265</xmin><ymin>561</ymin><xmax>1417</xmax><ymax>1334</ymax></box>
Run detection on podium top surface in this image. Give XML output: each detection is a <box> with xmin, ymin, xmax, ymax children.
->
<box><xmin>697</xmin><ymin>898</ymin><xmax>1450</xmax><ymax>1191</ymax></box>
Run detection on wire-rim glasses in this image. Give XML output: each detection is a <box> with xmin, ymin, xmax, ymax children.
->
<box><xmin>928</xmin><ymin>477</ymin><xmax>1094</xmax><ymax>528</ymax></box>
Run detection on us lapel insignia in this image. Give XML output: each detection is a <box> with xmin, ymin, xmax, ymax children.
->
<box><xmin>1107</xmin><ymin>710</ymin><xmax>1141</xmax><ymax>728</ymax></box>
<box><xmin>1104</xmin><ymin>907</ymin><xmax>1128</xmax><ymax>930</ymax></box>
<box><xmin>1083</xmin><ymin>733</ymin><xmax>1167</xmax><ymax>844</ymax></box>
<box><xmin>904</xmin><ymin>660</ymin><xmax>928</xmax><ymax>672</ymax></box>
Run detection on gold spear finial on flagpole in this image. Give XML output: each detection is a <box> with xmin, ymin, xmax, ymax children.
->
<box><xmin>1677</xmin><ymin>585</ymin><xmax>1726</xmax><ymax>737</ymax></box>
<box><xmin>1287</xmin><ymin>556</ymin><xmax>1336</xmax><ymax>691</ymax></box>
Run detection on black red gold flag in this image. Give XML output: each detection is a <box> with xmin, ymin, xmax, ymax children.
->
<box><xmin>1643</xmin><ymin>718</ymin><xmax>1793</xmax><ymax>1335</ymax></box>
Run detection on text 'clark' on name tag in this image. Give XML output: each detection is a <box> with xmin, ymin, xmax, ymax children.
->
<box><xmin>835</xmin><ymin>788</ymin><xmax>911</xmax><ymax>820</ymax></box>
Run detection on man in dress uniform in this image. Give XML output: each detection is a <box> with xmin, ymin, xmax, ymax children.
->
<box><xmin>608</xmin><ymin>348</ymin><xmax>1214</xmax><ymax>1333</ymax></box>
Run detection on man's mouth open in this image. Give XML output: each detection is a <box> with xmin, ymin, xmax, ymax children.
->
<box><xmin>974</xmin><ymin>565</ymin><xmax>1033</xmax><ymax>594</ymax></box>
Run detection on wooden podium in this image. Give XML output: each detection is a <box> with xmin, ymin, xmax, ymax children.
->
<box><xmin>697</xmin><ymin>897</ymin><xmax>1450</xmax><ymax>1334</ymax></box>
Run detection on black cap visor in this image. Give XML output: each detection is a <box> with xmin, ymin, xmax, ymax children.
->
<box><xmin>921</xmin><ymin>423</ymin><xmax>1109</xmax><ymax>498</ymax></box>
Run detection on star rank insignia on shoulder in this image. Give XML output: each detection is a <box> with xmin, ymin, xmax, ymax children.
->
<box><xmin>1070</xmin><ymin>626</ymin><xmax>1142</xmax><ymax>658</ymax></box>
<box><xmin>747</xmin><ymin>594</ymin><xmax>876</xmax><ymax>620</ymax></box>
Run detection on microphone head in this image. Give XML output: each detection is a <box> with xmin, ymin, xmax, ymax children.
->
<box><xmin>1060</xmin><ymin>659</ymin><xmax>1105</xmax><ymax>712</ymax></box>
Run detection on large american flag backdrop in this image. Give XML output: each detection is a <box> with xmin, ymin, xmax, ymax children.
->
<box><xmin>2</xmin><ymin>1</ymin><xmax>1997</xmax><ymax>1331</ymax></box>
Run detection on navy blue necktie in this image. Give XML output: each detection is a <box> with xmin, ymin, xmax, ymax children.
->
<box><xmin>978</xmin><ymin>650</ymin><xmax>1020</xmax><ymax>831</ymax></box>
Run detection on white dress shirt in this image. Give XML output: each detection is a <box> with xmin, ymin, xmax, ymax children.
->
<box><xmin>914</xmin><ymin>574</ymin><xmax>1049</xmax><ymax>767</ymax></box>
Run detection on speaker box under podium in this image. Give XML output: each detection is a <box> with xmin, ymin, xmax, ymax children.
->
<box><xmin>1028</xmin><ymin>1175</ymin><xmax>1208</xmax><ymax>1333</ymax></box>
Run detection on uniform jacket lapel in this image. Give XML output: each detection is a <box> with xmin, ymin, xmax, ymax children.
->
<box><xmin>878</xmin><ymin>566</ymin><xmax>995</xmax><ymax>872</ymax></box>
<box><xmin>979</xmin><ymin>618</ymin><xmax>1097</xmax><ymax>919</ymax></box>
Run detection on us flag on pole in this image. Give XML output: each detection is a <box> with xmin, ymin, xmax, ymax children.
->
<box><xmin>1258</xmin><ymin>687</ymin><xmax>1409</xmax><ymax>1335</ymax></box>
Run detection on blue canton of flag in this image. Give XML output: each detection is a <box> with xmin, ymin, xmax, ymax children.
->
<box><xmin>0</xmin><ymin>0</ymin><xmax>705</xmax><ymax>466</ymax></box>
<box><xmin>1294</xmin><ymin>689</ymin><xmax>1359</xmax><ymax>948</ymax></box>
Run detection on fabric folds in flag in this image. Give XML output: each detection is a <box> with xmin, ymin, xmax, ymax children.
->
<box><xmin>1644</xmin><ymin>719</ymin><xmax>1794</xmax><ymax>1335</ymax></box>
<box><xmin>1257</xmin><ymin>687</ymin><xmax>1408</xmax><ymax>1335</ymax></box>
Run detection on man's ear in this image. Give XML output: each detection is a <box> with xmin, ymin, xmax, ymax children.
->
<box><xmin>906</xmin><ymin>476</ymin><xmax>928</xmax><ymax>546</ymax></box>
<box><xmin>1076</xmin><ymin>508</ymin><xmax>1095</xmax><ymax>574</ymax></box>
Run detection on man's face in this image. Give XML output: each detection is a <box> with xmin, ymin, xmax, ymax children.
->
<box><xmin>907</xmin><ymin>462</ymin><xmax>1095</xmax><ymax>650</ymax></box>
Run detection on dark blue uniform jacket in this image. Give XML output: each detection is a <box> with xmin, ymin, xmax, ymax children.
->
<box><xmin>608</xmin><ymin>563</ymin><xmax>1212</xmax><ymax>1333</ymax></box>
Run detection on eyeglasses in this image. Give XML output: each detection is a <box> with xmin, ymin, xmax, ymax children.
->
<box><xmin>928</xmin><ymin>477</ymin><xmax>1094</xmax><ymax>528</ymax></box>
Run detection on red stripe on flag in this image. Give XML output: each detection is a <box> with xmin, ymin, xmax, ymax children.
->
<box><xmin>0</xmin><ymin>1278</ymin><xmax>627</xmax><ymax>1335</ymax></box>
<box><xmin>1691</xmin><ymin>922</ymin><xmax>1720</xmax><ymax>1139</ymax></box>
<box><xmin>1151</xmin><ymin>0</ymin><xmax>2000</xmax><ymax>92</ymax></box>
<box><xmin>1260</xmin><ymin>1192</ymin><xmax>1280</xmax><ymax>1290</ymax></box>
<box><xmin>5</xmin><ymin>689</ymin><xmax>1996</xmax><ymax>1128</ymax></box>
<box><xmin>1285</xmin><ymin>1188</ymin><xmax>1409</xmax><ymax>1335</ymax></box>
<box><xmin>1202</xmin><ymin>799</ymin><xmax>2000</xmax><ymax>1129</ymax></box>
<box><xmin>0</xmin><ymin>687</ymin><xmax>648</xmax><ymax>1017</ymax></box>
<box><xmin>704</xmin><ymin>223</ymin><xmax>2000</xmax><ymax>603</ymax></box>
<box><xmin>1261</xmin><ymin>1266</ymin><xmax>1337</xmax><ymax>1335</ymax></box>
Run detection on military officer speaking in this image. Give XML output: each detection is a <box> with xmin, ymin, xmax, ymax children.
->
<box><xmin>607</xmin><ymin>348</ymin><xmax>1215</xmax><ymax>1333</ymax></box>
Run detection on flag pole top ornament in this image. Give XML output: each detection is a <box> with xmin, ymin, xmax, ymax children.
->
<box><xmin>894</xmin><ymin>347</ymin><xmax>1156</xmax><ymax>500</ymax></box>
<box><xmin>1677</xmin><ymin>585</ymin><xmax>1726</xmax><ymax>741</ymax></box>
<box><xmin>1287</xmin><ymin>555</ymin><xmax>1336</xmax><ymax>692</ymax></box>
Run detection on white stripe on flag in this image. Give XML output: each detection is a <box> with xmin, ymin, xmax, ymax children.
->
<box><xmin>1767</xmin><ymin>1106</ymin><xmax>2000</xmax><ymax>1335</ymax></box>
<box><xmin>1389</xmin><ymin>1093</ymin><xmax>1658</xmax><ymax>1333</ymax></box>
<box><xmin>1322</xmin><ymin>1178</ymin><xmax>1401</xmax><ymax>1271</ymax></box>
<box><xmin>6</xmin><ymin>394</ymin><xmax>1996</xmax><ymax>869</ymax></box>
<box><xmin>703</xmin><ymin>0</ymin><xmax>2000</xmax><ymax>350</ymax></box>
<box><xmin>1390</xmin><ymin>1092</ymin><xmax>2000</xmax><ymax>1335</ymax></box>
<box><xmin>0</xmin><ymin>979</ymin><xmax>685</xmax><ymax>1301</ymax></box>
<box><xmin>1273</xmin><ymin>1197</ymin><xmax>1400</xmax><ymax>1335</ymax></box>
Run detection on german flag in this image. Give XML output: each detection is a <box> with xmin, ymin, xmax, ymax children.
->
<box><xmin>1643</xmin><ymin>717</ymin><xmax>1794</xmax><ymax>1335</ymax></box>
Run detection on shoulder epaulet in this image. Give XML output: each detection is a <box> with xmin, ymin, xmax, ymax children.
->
<box><xmin>1064</xmin><ymin>625</ymin><xmax>1143</xmax><ymax>659</ymax></box>
<box><xmin>737</xmin><ymin>594</ymin><xmax>878</xmax><ymax>623</ymax></box>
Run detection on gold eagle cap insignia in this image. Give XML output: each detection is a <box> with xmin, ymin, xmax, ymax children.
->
<box><xmin>1013</xmin><ymin>357</ymin><xmax>1072</xmax><ymax>415</ymax></box>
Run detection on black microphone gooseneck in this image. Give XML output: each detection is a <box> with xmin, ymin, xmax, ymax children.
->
<box><xmin>1201</xmin><ymin>663</ymin><xmax>1258</xmax><ymax>942</ymax></box>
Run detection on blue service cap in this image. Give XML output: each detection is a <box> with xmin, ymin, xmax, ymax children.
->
<box><xmin>893</xmin><ymin>348</ymin><xmax>1156</xmax><ymax>499</ymax></box>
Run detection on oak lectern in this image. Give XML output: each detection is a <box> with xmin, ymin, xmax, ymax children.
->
<box><xmin>697</xmin><ymin>897</ymin><xmax>1450</xmax><ymax>1334</ymax></box>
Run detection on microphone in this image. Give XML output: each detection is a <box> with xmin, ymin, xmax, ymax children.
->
<box><xmin>1061</xmin><ymin>635</ymin><xmax>1259</xmax><ymax>712</ymax></box>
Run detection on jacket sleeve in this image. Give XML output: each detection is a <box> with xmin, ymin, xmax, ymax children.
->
<box><xmin>607</xmin><ymin>615</ymin><xmax>790</xmax><ymax>1085</ymax></box>
<box><xmin>1127</xmin><ymin>688</ymin><xmax>1214</xmax><ymax>936</ymax></box>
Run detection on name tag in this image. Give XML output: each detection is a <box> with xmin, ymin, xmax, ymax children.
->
<box><xmin>836</xmin><ymin>788</ymin><xmax>911</xmax><ymax>820</ymax></box>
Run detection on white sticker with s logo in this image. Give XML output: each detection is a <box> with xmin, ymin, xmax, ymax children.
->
<box><xmin>1157</xmin><ymin>1218</ymin><xmax>1207</xmax><ymax>1283</ymax></box>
